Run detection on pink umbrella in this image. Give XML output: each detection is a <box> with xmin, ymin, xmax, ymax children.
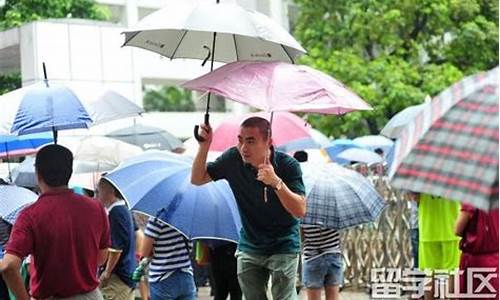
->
<box><xmin>183</xmin><ymin>61</ymin><xmax>371</xmax><ymax>114</ymax></box>
<box><xmin>210</xmin><ymin>111</ymin><xmax>312</xmax><ymax>152</ymax></box>
<box><xmin>184</xmin><ymin>61</ymin><xmax>371</xmax><ymax>202</ymax></box>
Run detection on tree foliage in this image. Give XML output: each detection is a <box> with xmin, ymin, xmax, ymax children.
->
<box><xmin>293</xmin><ymin>0</ymin><xmax>498</xmax><ymax>138</ymax></box>
<box><xmin>0</xmin><ymin>0</ymin><xmax>109</xmax><ymax>30</ymax></box>
<box><xmin>143</xmin><ymin>86</ymin><xmax>196</xmax><ymax>112</ymax></box>
<box><xmin>0</xmin><ymin>72</ymin><xmax>21</xmax><ymax>95</ymax></box>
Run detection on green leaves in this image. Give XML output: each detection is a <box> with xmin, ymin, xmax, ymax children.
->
<box><xmin>0</xmin><ymin>0</ymin><xmax>110</xmax><ymax>30</ymax></box>
<box><xmin>293</xmin><ymin>0</ymin><xmax>498</xmax><ymax>138</ymax></box>
<box><xmin>0</xmin><ymin>73</ymin><xmax>21</xmax><ymax>95</ymax></box>
<box><xmin>143</xmin><ymin>86</ymin><xmax>195</xmax><ymax>112</ymax></box>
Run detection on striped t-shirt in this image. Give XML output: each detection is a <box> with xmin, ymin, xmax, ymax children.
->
<box><xmin>302</xmin><ymin>224</ymin><xmax>341</xmax><ymax>262</ymax></box>
<box><xmin>144</xmin><ymin>218</ymin><xmax>192</xmax><ymax>282</ymax></box>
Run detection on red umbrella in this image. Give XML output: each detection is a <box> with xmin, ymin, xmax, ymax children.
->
<box><xmin>210</xmin><ymin>111</ymin><xmax>312</xmax><ymax>152</ymax></box>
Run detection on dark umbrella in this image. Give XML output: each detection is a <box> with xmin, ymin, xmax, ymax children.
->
<box><xmin>106</xmin><ymin>124</ymin><xmax>184</xmax><ymax>152</ymax></box>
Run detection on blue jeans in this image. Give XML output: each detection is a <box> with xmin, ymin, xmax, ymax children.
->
<box><xmin>150</xmin><ymin>270</ymin><xmax>196</xmax><ymax>300</ymax></box>
<box><xmin>236</xmin><ymin>251</ymin><xmax>299</xmax><ymax>300</ymax></box>
<box><xmin>410</xmin><ymin>228</ymin><xmax>419</xmax><ymax>269</ymax></box>
<box><xmin>302</xmin><ymin>253</ymin><xmax>344</xmax><ymax>288</ymax></box>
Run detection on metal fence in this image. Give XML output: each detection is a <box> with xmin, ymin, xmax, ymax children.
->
<box><xmin>342</xmin><ymin>175</ymin><xmax>413</xmax><ymax>290</ymax></box>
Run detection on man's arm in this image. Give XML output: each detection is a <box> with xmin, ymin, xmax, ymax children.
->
<box><xmin>98</xmin><ymin>248</ymin><xmax>109</xmax><ymax>266</ymax></box>
<box><xmin>98</xmin><ymin>204</ymin><xmax>111</xmax><ymax>266</ymax></box>
<box><xmin>274</xmin><ymin>182</ymin><xmax>306</xmax><ymax>218</ymax></box>
<box><xmin>191</xmin><ymin>124</ymin><xmax>213</xmax><ymax>185</ymax></box>
<box><xmin>258</xmin><ymin>164</ymin><xmax>306</xmax><ymax>218</ymax></box>
<box><xmin>2</xmin><ymin>210</ymin><xmax>32</xmax><ymax>300</ymax></box>
<box><xmin>100</xmin><ymin>249</ymin><xmax>121</xmax><ymax>283</ymax></box>
<box><xmin>455</xmin><ymin>210</ymin><xmax>472</xmax><ymax>237</ymax></box>
<box><xmin>140</xmin><ymin>236</ymin><xmax>154</xmax><ymax>258</ymax></box>
<box><xmin>1</xmin><ymin>254</ymin><xmax>29</xmax><ymax>300</ymax></box>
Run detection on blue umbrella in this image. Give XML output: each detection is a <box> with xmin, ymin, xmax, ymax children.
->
<box><xmin>0</xmin><ymin>64</ymin><xmax>143</xmax><ymax>142</ymax></box>
<box><xmin>276</xmin><ymin>137</ymin><xmax>319</xmax><ymax>153</ymax></box>
<box><xmin>300</xmin><ymin>162</ymin><xmax>386</xmax><ymax>230</ymax></box>
<box><xmin>353</xmin><ymin>135</ymin><xmax>394</xmax><ymax>155</ymax></box>
<box><xmin>105</xmin><ymin>152</ymin><xmax>242</xmax><ymax>242</ymax></box>
<box><xmin>0</xmin><ymin>133</ymin><xmax>53</xmax><ymax>158</ymax></box>
<box><xmin>336</xmin><ymin>148</ymin><xmax>383</xmax><ymax>165</ymax></box>
<box><xmin>324</xmin><ymin>139</ymin><xmax>364</xmax><ymax>164</ymax></box>
<box><xmin>12</xmin><ymin>85</ymin><xmax>92</xmax><ymax>137</ymax></box>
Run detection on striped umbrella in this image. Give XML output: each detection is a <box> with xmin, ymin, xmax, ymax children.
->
<box><xmin>0</xmin><ymin>133</ymin><xmax>53</xmax><ymax>159</ymax></box>
<box><xmin>390</xmin><ymin>67</ymin><xmax>499</xmax><ymax>211</ymax></box>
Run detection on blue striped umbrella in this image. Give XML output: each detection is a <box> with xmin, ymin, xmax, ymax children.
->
<box><xmin>0</xmin><ymin>133</ymin><xmax>53</xmax><ymax>159</ymax></box>
<box><xmin>0</xmin><ymin>75</ymin><xmax>143</xmax><ymax>142</ymax></box>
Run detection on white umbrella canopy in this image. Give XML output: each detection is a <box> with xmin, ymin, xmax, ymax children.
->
<box><xmin>122</xmin><ymin>0</ymin><xmax>306</xmax><ymax>63</ymax></box>
<box><xmin>0</xmin><ymin>185</ymin><xmax>37</xmax><ymax>219</ymax></box>
<box><xmin>59</xmin><ymin>136</ymin><xmax>143</xmax><ymax>171</ymax></box>
<box><xmin>11</xmin><ymin>137</ymin><xmax>142</xmax><ymax>188</ymax></box>
<box><xmin>0</xmin><ymin>82</ymin><xmax>144</xmax><ymax>136</ymax></box>
<box><xmin>11</xmin><ymin>158</ymin><xmax>102</xmax><ymax>190</ymax></box>
<box><xmin>380</xmin><ymin>96</ymin><xmax>431</xmax><ymax>139</ymax></box>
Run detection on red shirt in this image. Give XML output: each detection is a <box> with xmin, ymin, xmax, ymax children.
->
<box><xmin>6</xmin><ymin>189</ymin><xmax>110</xmax><ymax>298</ymax></box>
<box><xmin>460</xmin><ymin>204</ymin><xmax>499</xmax><ymax>298</ymax></box>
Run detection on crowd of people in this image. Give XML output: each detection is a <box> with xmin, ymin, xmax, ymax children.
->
<box><xmin>0</xmin><ymin>116</ymin><xmax>496</xmax><ymax>300</ymax></box>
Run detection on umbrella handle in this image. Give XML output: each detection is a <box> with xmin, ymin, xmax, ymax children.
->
<box><xmin>194</xmin><ymin>113</ymin><xmax>210</xmax><ymax>142</ymax></box>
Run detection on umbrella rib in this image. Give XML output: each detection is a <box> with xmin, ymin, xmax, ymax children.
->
<box><xmin>121</xmin><ymin>31</ymin><xmax>141</xmax><ymax>47</ymax></box>
<box><xmin>232</xmin><ymin>34</ymin><xmax>239</xmax><ymax>61</ymax></box>
<box><xmin>280</xmin><ymin>44</ymin><xmax>295</xmax><ymax>64</ymax></box>
<box><xmin>170</xmin><ymin>30</ymin><xmax>188</xmax><ymax>59</ymax></box>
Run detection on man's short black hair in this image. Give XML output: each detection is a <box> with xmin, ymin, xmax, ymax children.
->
<box><xmin>35</xmin><ymin>144</ymin><xmax>73</xmax><ymax>187</ymax></box>
<box><xmin>293</xmin><ymin>150</ymin><xmax>308</xmax><ymax>162</ymax></box>
<box><xmin>240</xmin><ymin>116</ymin><xmax>271</xmax><ymax>140</ymax></box>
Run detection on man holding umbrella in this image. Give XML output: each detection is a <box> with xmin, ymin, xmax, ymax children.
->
<box><xmin>192</xmin><ymin>117</ymin><xmax>306</xmax><ymax>300</ymax></box>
